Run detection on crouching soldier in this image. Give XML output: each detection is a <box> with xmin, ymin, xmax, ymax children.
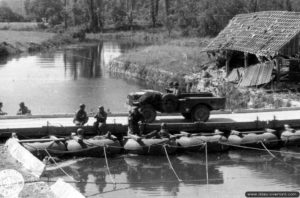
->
<box><xmin>94</xmin><ymin>106</ymin><xmax>108</xmax><ymax>135</ymax></box>
<box><xmin>73</xmin><ymin>104</ymin><xmax>89</xmax><ymax>126</ymax></box>
<box><xmin>17</xmin><ymin>102</ymin><xmax>31</xmax><ymax>115</ymax></box>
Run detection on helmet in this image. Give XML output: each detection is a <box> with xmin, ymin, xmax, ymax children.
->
<box><xmin>161</xmin><ymin>123</ymin><xmax>167</xmax><ymax>128</ymax></box>
<box><xmin>80</xmin><ymin>104</ymin><xmax>85</xmax><ymax>108</ymax></box>
<box><xmin>77</xmin><ymin>128</ymin><xmax>84</xmax><ymax>135</ymax></box>
<box><xmin>174</xmin><ymin>82</ymin><xmax>179</xmax><ymax>87</ymax></box>
<box><xmin>19</xmin><ymin>102</ymin><xmax>25</xmax><ymax>106</ymax></box>
<box><xmin>98</xmin><ymin>106</ymin><xmax>104</xmax><ymax>110</ymax></box>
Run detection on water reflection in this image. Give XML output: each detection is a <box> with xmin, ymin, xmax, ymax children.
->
<box><xmin>0</xmin><ymin>42</ymin><xmax>147</xmax><ymax>115</ymax></box>
<box><xmin>43</xmin><ymin>148</ymin><xmax>300</xmax><ymax>197</ymax></box>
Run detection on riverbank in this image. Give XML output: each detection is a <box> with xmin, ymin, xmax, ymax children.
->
<box><xmin>109</xmin><ymin>37</ymin><xmax>211</xmax><ymax>87</ymax></box>
<box><xmin>0</xmin><ymin>30</ymin><xmax>89</xmax><ymax>58</ymax></box>
<box><xmin>0</xmin><ymin>30</ymin><xmax>54</xmax><ymax>57</ymax></box>
<box><xmin>87</xmin><ymin>29</ymin><xmax>181</xmax><ymax>44</ymax></box>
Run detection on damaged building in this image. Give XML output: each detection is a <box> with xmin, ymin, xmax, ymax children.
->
<box><xmin>205</xmin><ymin>11</ymin><xmax>300</xmax><ymax>89</ymax></box>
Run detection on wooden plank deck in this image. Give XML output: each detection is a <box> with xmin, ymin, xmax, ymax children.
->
<box><xmin>1</xmin><ymin>110</ymin><xmax>300</xmax><ymax>138</ymax></box>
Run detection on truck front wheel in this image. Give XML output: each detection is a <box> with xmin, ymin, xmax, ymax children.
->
<box><xmin>191</xmin><ymin>105</ymin><xmax>210</xmax><ymax>122</ymax></box>
<box><xmin>140</xmin><ymin>106</ymin><xmax>157</xmax><ymax>123</ymax></box>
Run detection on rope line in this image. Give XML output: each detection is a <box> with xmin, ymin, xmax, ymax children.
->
<box><xmin>103</xmin><ymin>146</ymin><xmax>116</xmax><ymax>185</ymax></box>
<box><xmin>163</xmin><ymin>145</ymin><xmax>182</xmax><ymax>183</ymax></box>
<box><xmin>220</xmin><ymin>142</ymin><xmax>300</xmax><ymax>155</ymax></box>
<box><xmin>260</xmin><ymin>141</ymin><xmax>275</xmax><ymax>158</ymax></box>
<box><xmin>44</xmin><ymin>149</ymin><xmax>78</xmax><ymax>182</ymax></box>
<box><xmin>40</xmin><ymin>178</ymin><xmax>225</xmax><ymax>185</ymax></box>
<box><xmin>259</xmin><ymin>142</ymin><xmax>300</xmax><ymax>170</ymax></box>
<box><xmin>205</xmin><ymin>143</ymin><xmax>209</xmax><ymax>185</ymax></box>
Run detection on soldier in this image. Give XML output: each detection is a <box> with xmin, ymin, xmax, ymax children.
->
<box><xmin>158</xmin><ymin>123</ymin><xmax>172</xmax><ymax>138</ymax></box>
<box><xmin>94</xmin><ymin>106</ymin><xmax>108</xmax><ymax>135</ymax></box>
<box><xmin>0</xmin><ymin>102</ymin><xmax>7</xmax><ymax>115</ymax></box>
<box><xmin>17</xmin><ymin>102</ymin><xmax>31</xmax><ymax>115</ymax></box>
<box><xmin>166</xmin><ymin>81</ymin><xmax>175</xmax><ymax>93</ymax></box>
<box><xmin>173</xmin><ymin>82</ymin><xmax>181</xmax><ymax>96</ymax></box>
<box><xmin>73</xmin><ymin>104</ymin><xmax>89</xmax><ymax>126</ymax></box>
<box><xmin>128</xmin><ymin>107</ymin><xmax>144</xmax><ymax>135</ymax></box>
<box><xmin>144</xmin><ymin>123</ymin><xmax>174</xmax><ymax>139</ymax></box>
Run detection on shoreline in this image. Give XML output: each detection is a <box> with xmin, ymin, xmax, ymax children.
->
<box><xmin>0</xmin><ymin>30</ymin><xmax>97</xmax><ymax>59</ymax></box>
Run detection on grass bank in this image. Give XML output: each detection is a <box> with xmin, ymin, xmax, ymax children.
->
<box><xmin>0</xmin><ymin>22</ymin><xmax>40</xmax><ymax>31</ymax></box>
<box><xmin>87</xmin><ymin>29</ymin><xmax>182</xmax><ymax>45</ymax></box>
<box><xmin>109</xmin><ymin>37</ymin><xmax>211</xmax><ymax>86</ymax></box>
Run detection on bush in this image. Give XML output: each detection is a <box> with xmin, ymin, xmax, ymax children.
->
<box><xmin>69</xmin><ymin>26</ymin><xmax>86</xmax><ymax>41</ymax></box>
<box><xmin>0</xmin><ymin>6</ymin><xmax>24</xmax><ymax>22</ymax></box>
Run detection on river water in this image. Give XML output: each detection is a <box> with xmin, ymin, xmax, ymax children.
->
<box><xmin>44</xmin><ymin>148</ymin><xmax>300</xmax><ymax>198</ymax></box>
<box><xmin>0</xmin><ymin>41</ymin><xmax>147</xmax><ymax>115</ymax></box>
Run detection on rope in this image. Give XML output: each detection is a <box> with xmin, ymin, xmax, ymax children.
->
<box><xmin>103</xmin><ymin>146</ymin><xmax>116</xmax><ymax>185</ymax></box>
<box><xmin>44</xmin><ymin>149</ymin><xmax>78</xmax><ymax>182</ymax></box>
<box><xmin>220</xmin><ymin>142</ymin><xmax>300</xmax><ymax>156</ymax></box>
<box><xmin>40</xmin><ymin>178</ymin><xmax>225</xmax><ymax>185</ymax></box>
<box><xmin>205</xmin><ymin>142</ymin><xmax>209</xmax><ymax>185</ymax></box>
<box><xmin>260</xmin><ymin>141</ymin><xmax>275</xmax><ymax>158</ymax></box>
<box><xmin>259</xmin><ymin>142</ymin><xmax>299</xmax><ymax>170</ymax></box>
<box><xmin>163</xmin><ymin>145</ymin><xmax>182</xmax><ymax>182</ymax></box>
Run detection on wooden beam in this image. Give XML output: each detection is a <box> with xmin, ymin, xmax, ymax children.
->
<box><xmin>225</xmin><ymin>51</ymin><xmax>231</xmax><ymax>75</ymax></box>
<box><xmin>275</xmin><ymin>57</ymin><xmax>281</xmax><ymax>87</ymax></box>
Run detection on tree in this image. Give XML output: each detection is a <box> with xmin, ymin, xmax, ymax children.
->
<box><xmin>0</xmin><ymin>6</ymin><xmax>24</xmax><ymax>22</ymax></box>
<box><xmin>150</xmin><ymin>0</ymin><xmax>159</xmax><ymax>27</ymax></box>
<box><xmin>25</xmin><ymin>0</ymin><xmax>63</xmax><ymax>25</ymax></box>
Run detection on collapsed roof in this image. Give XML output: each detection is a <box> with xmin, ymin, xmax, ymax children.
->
<box><xmin>205</xmin><ymin>11</ymin><xmax>300</xmax><ymax>57</ymax></box>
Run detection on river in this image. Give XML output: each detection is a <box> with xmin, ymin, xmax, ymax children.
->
<box><xmin>0</xmin><ymin>41</ymin><xmax>147</xmax><ymax>115</ymax></box>
<box><xmin>44</xmin><ymin>148</ymin><xmax>300</xmax><ymax>198</ymax></box>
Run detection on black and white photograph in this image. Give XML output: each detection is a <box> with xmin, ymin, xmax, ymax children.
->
<box><xmin>0</xmin><ymin>0</ymin><xmax>300</xmax><ymax>197</ymax></box>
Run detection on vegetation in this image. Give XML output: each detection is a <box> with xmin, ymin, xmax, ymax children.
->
<box><xmin>0</xmin><ymin>6</ymin><xmax>24</xmax><ymax>22</ymax></box>
<box><xmin>0</xmin><ymin>30</ymin><xmax>54</xmax><ymax>44</ymax></box>
<box><xmin>0</xmin><ymin>0</ymin><xmax>299</xmax><ymax>36</ymax></box>
<box><xmin>116</xmin><ymin>38</ymin><xmax>210</xmax><ymax>73</ymax></box>
<box><xmin>0</xmin><ymin>22</ymin><xmax>39</xmax><ymax>31</ymax></box>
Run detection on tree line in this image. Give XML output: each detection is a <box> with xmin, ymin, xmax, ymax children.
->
<box><xmin>1</xmin><ymin>0</ymin><xmax>300</xmax><ymax>36</ymax></box>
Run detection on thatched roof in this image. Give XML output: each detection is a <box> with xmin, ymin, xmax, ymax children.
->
<box><xmin>205</xmin><ymin>11</ymin><xmax>300</xmax><ymax>57</ymax></box>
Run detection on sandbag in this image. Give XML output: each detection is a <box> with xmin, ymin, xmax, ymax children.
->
<box><xmin>177</xmin><ymin>134</ymin><xmax>229</xmax><ymax>153</ymax></box>
<box><xmin>23</xmin><ymin>141</ymin><xmax>66</xmax><ymax>152</ymax></box>
<box><xmin>176</xmin><ymin>136</ymin><xmax>205</xmax><ymax>152</ymax></box>
<box><xmin>281</xmin><ymin>130</ymin><xmax>300</xmax><ymax>146</ymax></box>
<box><xmin>23</xmin><ymin>141</ymin><xmax>66</xmax><ymax>159</ymax></box>
<box><xmin>124</xmin><ymin>138</ymin><xmax>177</xmax><ymax>155</ymax></box>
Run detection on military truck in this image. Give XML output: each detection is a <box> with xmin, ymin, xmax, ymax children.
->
<box><xmin>127</xmin><ymin>90</ymin><xmax>226</xmax><ymax>122</ymax></box>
